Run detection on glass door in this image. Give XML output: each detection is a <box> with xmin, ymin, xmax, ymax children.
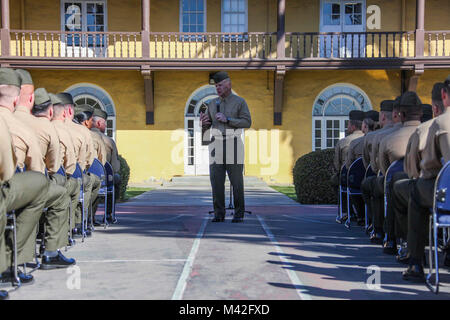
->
<box><xmin>320</xmin><ymin>0</ymin><xmax>365</xmax><ymax>58</ymax></box>
<box><xmin>61</xmin><ymin>1</ymin><xmax>107</xmax><ymax>57</ymax></box>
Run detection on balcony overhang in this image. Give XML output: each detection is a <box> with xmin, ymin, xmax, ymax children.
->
<box><xmin>1</xmin><ymin>56</ymin><xmax>449</xmax><ymax>71</ymax></box>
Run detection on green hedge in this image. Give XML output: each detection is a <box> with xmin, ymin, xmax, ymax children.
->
<box><xmin>293</xmin><ymin>149</ymin><xmax>338</xmax><ymax>204</ymax></box>
<box><xmin>118</xmin><ymin>154</ymin><xmax>130</xmax><ymax>201</ymax></box>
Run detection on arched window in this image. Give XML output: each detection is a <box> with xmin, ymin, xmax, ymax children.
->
<box><xmin>312</xmin><ymin>83</ymin><xmax>372</xmax><ymax>151</ymax></box>
<box><xmin>65</xmin><ymin>83</ymin><xmax>117</xmax><ymax>140</ymax></box>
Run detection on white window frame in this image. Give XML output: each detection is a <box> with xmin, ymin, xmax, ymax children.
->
<box><xmin>319</xmin><ymin>0</ymin><xmax>366</xmax><ymax>31</ymax></box>
<box><xmin>311</xmin><ymin>83</ymin><xmax>372</xmax><ymax>151</ymax></box>
<box><xmin>221</xmin><ymin>0</ymin><xmax>248</xmax><ymax>34</ymax></box>
<box><xmin>179</xmin><ymin>0</ymin><xmax>207</xmax><ymax>33</ymax></box>
<box><xmin>312</xmin><ymin>116</ymin><xmax>348</xmax><ymax>151</ymax></box>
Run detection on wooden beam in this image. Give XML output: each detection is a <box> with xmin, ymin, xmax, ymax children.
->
<box><xmin>277</xmin><ymin>0</ymin><xmax>286</xmax><ymax>59</ymax></box>
<box><xmin>1</xmin><ymin>0</ymin><xmax>10</xmax><ymax>57</ymax></box>
<box><xmin>273</xmin><ymin>65</ymin><xmax>285</xmax><ymax>125</ymax></box>
<box><xmin>141</xmin><ymin>65</ymin><xmax>154</xmax><ymax>125</ymax></box>
<box><xmin>142</xmin><ymin>0</ymin><xmax>150</xmax><ymax>58</ymax></box>
<box><xmin>415</xmin><ymin>0</ymin><xmax>425</xmax><ymax>58</ymax></box>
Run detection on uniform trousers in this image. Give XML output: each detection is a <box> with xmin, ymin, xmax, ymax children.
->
<box><xmin>2</xmin><ymin>172</ymin><xmax>48</xmax><ymax>266</ymax></box>
<box><xmin>370</xmin><ymin>176</ymin><xmax>385</xmax><ymax>233</ymax></box>
<box><xmin>209</xmin><ymin>136</ymin><xmax>245</xmax><ymax>219</ymax></box>
<box><xmin>407</xmin><ymin>178</ymin><xmax>435</xmax><ymax>260</ymax></box>
<box><xmin>384</xmin><ymin>172</ymin><xmax>409</xmax><ymax>241</ymax></box>
<box><xmin>90</xmin><ymin>174</ymin><xmax>101</xmax><ymax>221</ymax></box>
<box><xmin>393</xmin><ymin>178</ymin><xmax>417</xmax><ymax>240</ymax></box>
<box><xmin>361</xmin><ymin>176</ymin><xmax>376</xmax><ymax>225</ymax></box>
<box><xmin>44</xmin><ymin>177</ymin><xmax>71</xmax><ymax>251</ymax></box>
<box><xmin>0</xmin><ymin>196</ymin><xmax>7</xmax><ymax>273</ymax></box>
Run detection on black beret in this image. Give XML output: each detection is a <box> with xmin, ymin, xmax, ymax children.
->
<box><xmin>349</xmin><ymin>110</ymin><xmax>365</xmax><ymax>121</ymax></box>
<box><xmin>213</xmin><ymin>71</ymin><xmax>230</xmax><ymax>84</ymax></box>
<box><xmin>34</xmin><ymin>88</ymin><xmax>51</xmax><ymax>106</ymax></box>
<box><xmin>432</xmin><ymin>83</ymin><xmax>445</xmax><ymax>101</ymax></box>
<box><xmin>445</xmin><ymin>75</ymin><xmax>450</xmax><ymax>89</ymax></box>
<box><xmin>421</xmin><ymin>104</ymin><xmax>433</xmax><ymax>122</ymax></box>
<box><xmin>421</xmin><ymin>104</ymin><xmax>432</xmax><ymax>116</ymax></box>
<box><xmin>0</xmin><ymin>68</ymin><xmax>21</xmax><ymax>87</ymax></box>
<box><xmin>400</xmin><ymin>91</ymin><xmax>422</xmax><ymax>108</ymax></box>
<box><xmin>380</xmin><ymin>100</ymin><xmax>394</xmax><ymax>112</ymax></box>
<box><xmin>15</xmin><ymin>69</ymin><xmax>33</xmax><ymax>85</ymax></box>
<box><xmin>57</xmin><ymin>92</ymin><xmax>74</xmax><ymax>105</ymax></box>
<box><xmin>74</xmin><ymin>104</ymin><xmax>94</xmax><ymax>116</ymax></box>
<box><xmin>365</xmin><ymin>110</ymin><xmax>379</xmax><ymax>122</ymax></box>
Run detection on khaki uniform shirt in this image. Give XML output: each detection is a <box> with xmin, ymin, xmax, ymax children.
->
<box><xmin>65</xmin><ymin>119</ymin><xmax>89</xmax><ymax>171</ymax></box>
<box><xmin>362</xmin><ymin>130</ymin><xmax>378</xmax><ymax>169</ymax></box>
<box><xmin>370</xmin><ymin>123</ymin><xmax>400</xmax><ymax>173</ymax></box>
<box><xmin>346</xmin><ymin>135</ymin><xmax>365</xmax><ymax>169</ymax></box>
<box><xmin>404</xmin><ymin>120</ymin><xmax>434</xmax><ymax>179</ymax></box>
<box><xmin>206</xmin><ymin>94</ymin><xmax>252</xmax><ymax>137</ymax></box>
<box><xmin>420</xmin><ymin>108</ymin><xmax>450</xmax><ymax>179</ymax></box>
<box><xmin>94</xmin><ymin>129</ymin><xmax>121</xmax><ymax>173</ymax></box>
<box><xmin>15</xmin><ymin>106</ymin><xmax>61</xmax><ymax>174</ymax></box>
<box><xmin>52</xmin><ymin>119</ymin><xmax>77</xmax><ymax>175</ymax></box>
<box><xmin>333</xmin><ymin>130</ymin><xmax>364</xmax><ymax>171</ymax></box>
<box><xmin>0</xmin><ymin>108</ymin><xmax>45</xmax><ymax>174</ymax></box>
<box><xmin>379</xmin><ymin>120</ymin><xmax>421</xmax><ymax>176</ymax></box>
<box><xmin>90</xmin><ymin>129</ymin><xmax>107</xmax><ymax>165</ymax></box>
<box><xmin>0</xmin><ymin>116</ymin><xmax>16</xmax><ymax>182</ymax></box>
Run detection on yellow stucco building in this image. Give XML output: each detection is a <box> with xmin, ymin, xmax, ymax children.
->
<box><xmin>0</xmin><ymin>0</ymin><xmax>449</xmax><ymax>184</ymax></box>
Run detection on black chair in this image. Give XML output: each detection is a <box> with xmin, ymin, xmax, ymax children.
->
<box><xmin>5</xmin><ymin>211</ymin><xmax>20</xmax><ymax>288</ymax></box>
<box><xmin>345</xmin><ymin>157</ymin><xmax>366</xmax><ymax>229</ymax></box>
<box><xmin>427</xmin><ymin>161</ymin><xmax>450</xmax><ymax>294</ymax></box>
<box><xmin>72</xmin><ymin>163</ymin><xmax>87</xmax><ymax>242</ymax></box>
<box><xmin>364</xmin><ymin>164</ymin><xmax>376</xmax><ymax>233</ymax></box>
<box><xmin>336</xmin><ymin>164</ymin><xmax>348</xmax><ymax>224</ymax></box>
<box><xmin>383</xmin><ymin>159</ymin><xmax>404</xmax><ymax>243</ymax></box>
<box><xmin>87</xmin><ymin>159</ymin><xmax>108</xmax><ymax>229</ymax></box>
<box><xmin>104</xmin><ymin>162</ymin><xmax>116</xmax><ymax>223</ymax></box>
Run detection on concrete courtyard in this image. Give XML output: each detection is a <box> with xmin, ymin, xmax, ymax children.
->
<box><xmin>7</xmin><ymin>177</ymin><xmax>450</xmax><ymax>300</ymax></box>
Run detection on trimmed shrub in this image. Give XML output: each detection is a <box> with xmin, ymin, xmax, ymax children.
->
<box><xmin>293</xmin><ymin>149</ymin><xmax>338</xmax><ymax>204</ymax></box>
<box><xmin>118</xmin><ymin>154</ymin><xmax>130</xmax><ymax>201</ymax></box>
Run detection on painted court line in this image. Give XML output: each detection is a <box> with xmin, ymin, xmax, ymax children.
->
<box><xmin>77</xmin><ymin>259</ymin><xmax>188</xmax><ymax>263</ymax></box>
<box><xmin>171</xmin><ymin>215</ymin><xmax>209</xmax><ymax>300</ymax></box>
<box><xmin>117</xmin><ymin>214</ymin><xmax>190</xmax><ymax>223</ymax></box>
<box><xmin>283</xmin><ymin>214</ymin><xmax>337</xmax><ymax>225</ymax></box>
<box><xmin>257</xmin><ymin>215</ymin><xmax>313</xmax><ymax>300</ymax></box>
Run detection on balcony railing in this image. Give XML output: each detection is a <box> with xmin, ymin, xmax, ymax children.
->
<box><xmin>3</xmin><ymin>29</ymin><xmax>449</xmax><ymax>61</ymax></box>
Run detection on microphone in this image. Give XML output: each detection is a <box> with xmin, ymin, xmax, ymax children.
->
<box><xmin>216</xmin><ymin>99</ymin><xmax>221</xmax><ymax>113</ymax></box>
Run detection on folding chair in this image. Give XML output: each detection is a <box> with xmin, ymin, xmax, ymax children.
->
<box><xmin>427</xmin><ymin>161</ymin><xmax>450</xmax><ymax>294</ymax></box>
<box><xmin>383</xmin><ymin>159</ymin><xmax>404</xmax><ymax>242</ymax></box>
<box><xmin>104</xmin><ymin>162</ymin><xmax>116</xmax><ymax>223</ymax></box>
<box><xmin>72</xmin><ymin>163</ymin><xmax>87</xmax><ymax>242</ymax></box>
<box><xmin>5</xmin><ymin>212</ymin><xmax>20</xmax><ymax>288</ymax></box>
<box><xmin>345</xmin><ymin>157</ymin><xmax>366</xmax><ymax>229</ymax></box>
<box><xmin>364</xmin><ymin>164</ymin><xmax>376</xmax><ymax>233</ymax></box>
<box><xmin>87</xmin><ymin>159</ymin><xmax>108</xmax><ymax>229</ymax></box>
<box><xmin>336</xmin><ymin>165</ymin><xmax>348</xmax><ymax>224</ymax></box>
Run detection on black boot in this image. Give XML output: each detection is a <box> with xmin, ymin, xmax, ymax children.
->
<box><xmin>0</xmin><ymin>290</ymin><xmax>8</xmax><ymax>300</ymax></box>
<box><xmin>402</xmin><ymin>259</ymin><xmax>425</xmax><ymax>282</ymax></box>
<box><xmin>40</xmin><ymin>251</ymin><xmax>76</xmax><ymax>270</ymax></box>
